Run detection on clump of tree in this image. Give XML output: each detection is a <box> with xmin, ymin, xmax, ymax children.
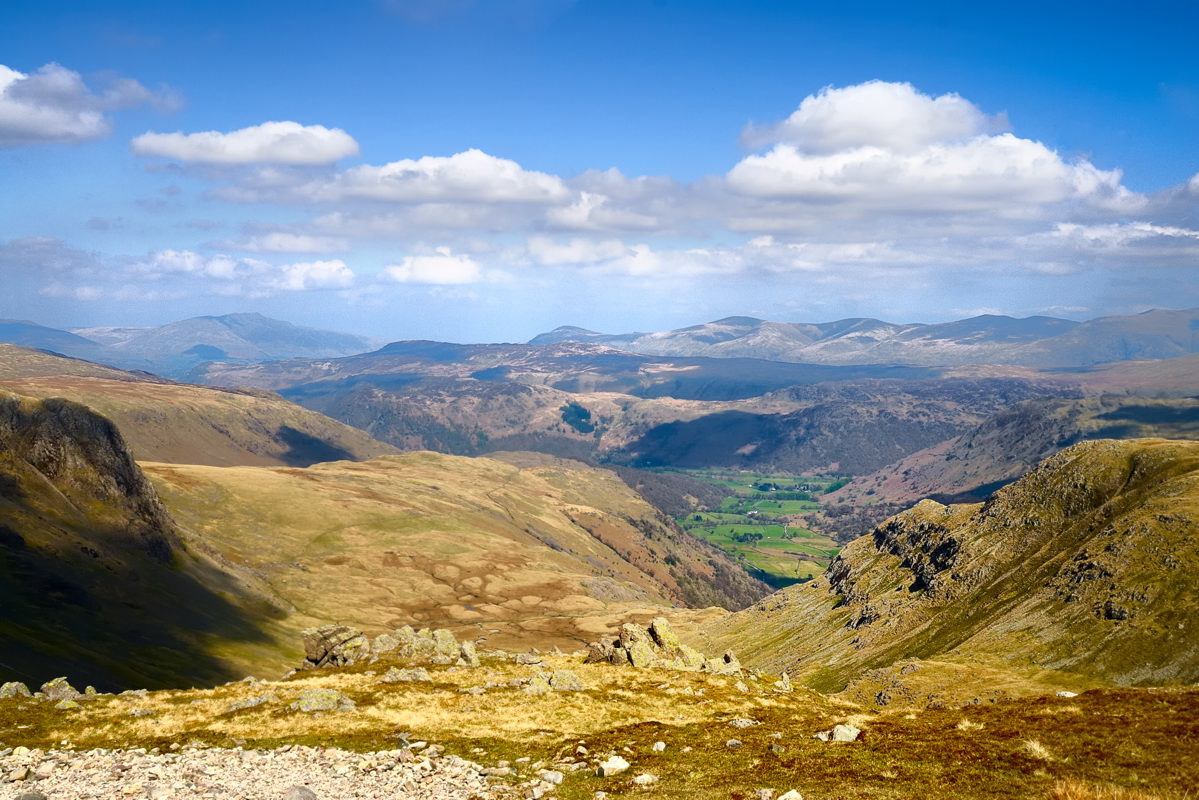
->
<box><xmin>607</xmin><ymin>466</ymin><xmax>734</xmax><ymax>517</ymax></box>
<box><xmin>559</xmin><ymin>402</ymin><xmax>596</xmax><ymax>434</ymax></box>
<box><xmin>810</xmin><ymin>501</ymin><xmax>909</xmax><ymax>544</ymax></box>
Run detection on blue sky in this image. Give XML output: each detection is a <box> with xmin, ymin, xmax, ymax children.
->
<box><xmin>2</xmin><ymin>0</ymin><xmax>1197</xmax><ymax>342</ymax></box>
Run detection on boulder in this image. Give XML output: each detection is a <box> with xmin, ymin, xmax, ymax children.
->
<box><xmin>458</xmin><ymin>640</ymin><xmax>481</xmax><ymax>668</ymax></box>
<box><xmin>377</xmin><ymin>667</ymin><xmax>432</xmax><ymax>683</ymax></box>
<box><xmin>549</xmin><ymin>670</ymin><xmax>585</xmax><ymax>691</ymax></box>
<box><xmin>831</xmin><ymin>724</ymin><xmax>861</xmax><ymax>742</ymax></box>
<box><xmin>301</xmin><ymin>625</ymin><xmax>369</xmax><ymax>669</ymax></box>
<box><xmin>289</xmin><ymin>689</ymin><xmax>356</xmax><ymax>713</ymax></box>
<box><xmin>0</xmin><ymin>681</ymin><xmax>32</xmax><ymax>698</ymax></box>
<box><xmin>596</xmin><ymin>755</ymin><xmax>630</xmax><ymax>777</ymax></box>
<box><xmin>585</xmin><ymin>618</ymin><xmax>742</xmax><ymax>675</ymax></box>
<box><xmin>40</xmin><ymin>677</ymin><xmax>81</xmax><ymax>702</ymax></box>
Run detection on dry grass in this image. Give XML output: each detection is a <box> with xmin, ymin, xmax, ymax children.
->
<box><xmin>142</xmin><ymin>453</ymin><xmax>740</xmax><ymax>677</ymax></box>
<box><xmin>4</xmin><ymin>654</ymin><xmax>1198</xmax><ymax>800</ymax></box>
<box><xmin>1047</xmin><ymin>778</ymin><xmax>1192</xmax><ymax>800</ymax></box>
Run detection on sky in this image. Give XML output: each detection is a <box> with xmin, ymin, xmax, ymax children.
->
<box><xmin>2</xmin><ymin>0</ymin><xmax>1198</xmax><ymax>343</ymax></box>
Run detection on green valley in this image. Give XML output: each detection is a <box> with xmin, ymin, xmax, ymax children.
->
<box><xmin>660</xmin><ymin>468</ymin><xmax>845</xmax><ymax>587</ymax></box>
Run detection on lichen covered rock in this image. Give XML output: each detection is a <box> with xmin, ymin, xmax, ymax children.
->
<box><xmin>585</xmin><ymin>617</ymin><xmax>742</xmax><ymax>675</ymax></box>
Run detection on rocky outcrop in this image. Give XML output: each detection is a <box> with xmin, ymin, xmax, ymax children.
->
<box><xmin>0</xmin><ymin>391</ymin><xmax>177</xmax><ymax>562</ymax></box>
<box><xmin>301</xmin><ymin>625</ymin><xmax>369</xmax><ymax>669</ymax></box>
<box><xmin>585</xmin><ymin>617</ymin><xmax>741</xmax><ymax>675</ymax></box>
<box><xmin>301</xmin><ymin>624</ymin><xmax>479</xmax><ymax>670</ymax></box>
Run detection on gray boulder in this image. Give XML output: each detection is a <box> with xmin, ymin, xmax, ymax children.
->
<box><xmin>585</xmin><ymin>617</ymin><xmax>742</xmax><ymax>675</ymax></box>
<box><xmin>377</xmin><ymin>667</ymin><xmax>432</xmax><ymax>683</ymax></box>
<box><xmin>0</xmin><ymin>681</ymin><xmax>32</xmax><ymax>698</ymax></box>
<box><xmin>301</xmin><ymin>625</ymin><xmax>369</xmax><ymax>669</ymax></box>
<box><xmin>40</xmin><ymin>677</ymin><xmax>81</xmax><ymax>702</ymax></box>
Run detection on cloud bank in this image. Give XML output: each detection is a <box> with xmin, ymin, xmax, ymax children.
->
<box><xmin>9</xmin><ymin>79</ymin><xmax>1198</xmax><ymax>331</ymax></box>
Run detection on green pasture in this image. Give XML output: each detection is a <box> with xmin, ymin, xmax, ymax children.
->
<box><xmin>660</xmin><ymin>467</ymin><xmax>846</xmax><ymax>588</ymax></box>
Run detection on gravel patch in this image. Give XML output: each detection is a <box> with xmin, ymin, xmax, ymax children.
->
<box><xmin>2</xmin><ymin>744</ymin><xmax>498</xmax><ymax>799</ymax></box>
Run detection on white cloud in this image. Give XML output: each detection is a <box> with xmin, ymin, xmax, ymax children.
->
<box><xmin>132</xmin><ymin>121</ymin><xmax>359</xmax><ymax>164</ymax></box>
<box><xmin>544</xmin><ymin>191</ymin><xmax>660</xmax><ymax>230</ymax></box>
<box><xmin>742</xmin><ymin>81</ymin><xmax>1002</xmax><ymax>153</ymax></box>
<box><xmin>122</xmin><ymin>250</ymin><xmax>356</xmax><ymax>295</ymax></box>
<box><xmin>727</xmin><ymin>81</ymin><xmax>1142</xmax><ymax>222</ymax></box>
<box><xmin>0</xmin><ymin>62</ymin><xmax>177</xmax><ymax>148</ymax></box>
<box><xmin>382</xmin><ymin>247</ymin><xmax>485</xmax><ymax>284</ymax></box>
<box><xmin>526</xmin><ymin>236</ymin><xmax>630</xmax><ymax>265</ymax></box>
<box><xmin>293</xmin><ymin>149</ymin><xmax>568</xmax><ymax>203</ymax></box>
<box><xmin>271</xmin><ymin>259</ymin><xmax>354</xmax><ymax>290</ymax></box>
<box><xmin>222</xmin><ymin>232</ymin><xmax>349</xmax><ymax>253</ymax></box>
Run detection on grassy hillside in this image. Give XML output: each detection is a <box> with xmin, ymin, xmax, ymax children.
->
<box><xmin>144</xmin><ymin>451</ymin><xmax>767</xmax><ymax>673</ymax></box>
<box><xmin>0</xmin><ymin>344</ymin><xmax>398</xmax><ymax>467</ymax></box>
<box><xmin>704</xmin><ymin>439</ymin><xmax>1199</xmax><ymax>701</ymax></box>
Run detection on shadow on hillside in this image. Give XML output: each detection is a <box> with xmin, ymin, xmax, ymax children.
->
<box><xmin>0</xmin><ymin>521</ymin><xmax>282</xmax><ymax>692</ymax></box>
<box><xmin>276</xmin><ymin>425</ymin><xmax>356</xmax><ymax>466</ymax></box>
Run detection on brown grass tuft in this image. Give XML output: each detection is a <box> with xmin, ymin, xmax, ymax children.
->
<box><xmin>1047</xmin><ymin>778</ymin><xmax>1191</xmax><ymax>800</ymax></box>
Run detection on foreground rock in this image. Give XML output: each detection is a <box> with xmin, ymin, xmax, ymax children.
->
<box><xmin>585</xmin><ymin>617</ymin><xmax>742</xmax><ymax>675</ymax></box>
<box><xmin>1</xmin><ymin>744</ymin><xmax>493</xmax><ymax>800</ymax></box>
<box><xmin>301</xmin><ymin>624</ymin><xmax>480</xmax><ymax>670</ymax></box>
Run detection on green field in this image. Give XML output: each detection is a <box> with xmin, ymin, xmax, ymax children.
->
<box><xmin>661</xmin><ymin>468</ymin><xmax>846</xmax><ymax>588</ymax></box>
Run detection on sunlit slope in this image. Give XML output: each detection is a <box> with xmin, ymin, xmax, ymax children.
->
<box><xmin>705</xmin><ymin>439</ymin><xmax>1199</xmax><ymax>696</ymax></box>
<box><xmin>0</xmin><ymin>344</ymin><xmax>398</xmax><ymax>467</ymax></box>
<box><xmin>145</xmin><ymin>451</ymin><xmax>766</xmax><ymax>655</ymax></box>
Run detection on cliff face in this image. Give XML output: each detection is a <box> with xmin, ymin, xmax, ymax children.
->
<box><xmin>703</xmin><ymin>438</ymin><xmax>1199</xmax><ymax>696</ymax></box>
<box><xmin>0</xmin><ymin>391</ymin><xmax>270</xmax><ymax>690</ymax></box>
<box><xmin>0</xmin><ymin>392</ymin><xmax>176</xmax><ymax>561</ymax></box>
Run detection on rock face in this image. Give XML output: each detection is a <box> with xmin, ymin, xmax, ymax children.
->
<box><xmin>0</xmin><ymin>391</ymin><xmax>178</xmax><ymax>561</ymax></box>
<box><xmin>585</xmin><ymin>617</ymin><xmax>741</xmax><ymax>675</ymax></box>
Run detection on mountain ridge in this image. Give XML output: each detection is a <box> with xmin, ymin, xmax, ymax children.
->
<box><xmin>532</xmin><ymin>308</ymin><xmax>1199</xmax><ymax>367</ymax></box>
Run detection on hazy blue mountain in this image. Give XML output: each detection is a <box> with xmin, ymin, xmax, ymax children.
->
<box><xmin>0</xmin><ymin>313</ymin><xmax>382</xmax><ymax>379</ymax></box>
<box><xmin>531</xmin><ymin>308</ymin><xmax>1199</xmax><ymax>367</ymax></box>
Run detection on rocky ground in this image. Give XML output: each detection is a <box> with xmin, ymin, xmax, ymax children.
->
<box><xmin>1</xmin><ymin>744</ymin><xmax>497</xmax><ymax>800</ymax></box>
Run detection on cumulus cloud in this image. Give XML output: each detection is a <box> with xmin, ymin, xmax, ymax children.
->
<box><xmin>382</xmin><ymin>247</ymin><xmax>485</xmax><ymax>284</ymax></box>
<box><xmin>272</xmin><ymin>259</ymin><xmax>354</xmax><ymax>290</ymax></box>
<box><xmin>0</xmin><ymin>62</ymin><xmax>178</xmax><ymax>148</ymax></box>
<box><xmin>741</xmin><ymin>81</ymin><xmax>1003</xmax><ymax>153</ymax></box>
<box><xmin>290</xmin><ymin>149</ymin><xmax>568</xmax><ymax>203</ymax></box>
<box><xmin>132</xmin><ymin>121</ymin><xmax>359</xmax><ymax>164</ymax></box>
<box><xmin>727</xmin><ymin>80</ymin><xmax>1142</xmax><ymax>223</ymax></box>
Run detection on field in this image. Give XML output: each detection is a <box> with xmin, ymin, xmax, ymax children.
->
<box><xmin>664</xmin><ymin>468</ymin><xmax>845</xmax><ymax>587</ymax></box>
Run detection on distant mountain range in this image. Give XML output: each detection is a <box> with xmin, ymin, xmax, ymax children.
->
<box><xmin>3</xmin><ymin>308</ymin><xmax>1198</xmax><ymax>383</ymax></box>
<box><xmin>0</xmin><ymin>313</ymin><xmax>384</xmax><ymax>379</ymax></box>
<box><xmin>531</xmin><ymin>308</ymin><xmax>1199</xmax><ymax>367</ymax></box>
